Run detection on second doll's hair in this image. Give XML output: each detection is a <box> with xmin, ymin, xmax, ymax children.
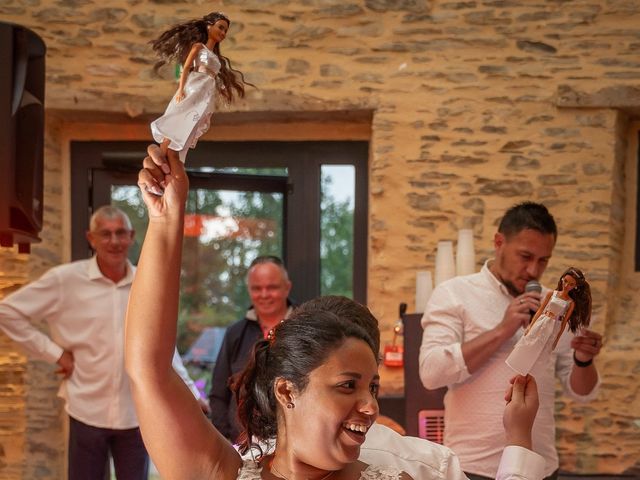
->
<box><xmin>231</xmin><ymin>309</ymin><xmax>377</xmax><ymax>456</ymax></box>
<box><xmin>557</xmin><ymin>267</ymin><xmax>591</xmax><ymax>332</ymax></box>
<box><xmin>150</xmin><ymin>11</ymin><xmax>250</xmax><ymax>102</ymax></box>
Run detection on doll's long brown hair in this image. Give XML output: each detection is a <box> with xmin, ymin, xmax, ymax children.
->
<box><xmin>150</xmin><ymin>12</ymin><xmax>250</xmax><ymax>103</ymax></box>
<box><xmin>557</xmin><ymin>267</ymin><xmax>591</xmax><ymax>332</ymax></box>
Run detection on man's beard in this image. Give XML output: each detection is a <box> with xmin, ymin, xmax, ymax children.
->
<box><xmin>489</xmin><ymin>260</ymin><xmax>523</xmax><ymax>297</ymax></box>
<box><xmin>501</xmin><ymin>279</ymin><xmax>523</xmax><ymax>297</ymax></box>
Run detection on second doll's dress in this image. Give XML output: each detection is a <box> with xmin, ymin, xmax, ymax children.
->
<box><xmin>505</xmin><ymin>291</ymin><xmax>570</xmax><ymax>375</ymax></box>
<box><xmin>150</xmin><ymin>45</ymin><xmax>221</xmax><ymax>162</ymax></box>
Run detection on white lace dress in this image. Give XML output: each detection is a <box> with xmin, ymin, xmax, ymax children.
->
<box><xmin>505</xmin><ymin>290</ymin><xmax>569</xmax><ymax>375</ymax></box>
<box><xmin>236</xmin><ymin>460</ymin><xmax>403</xmax><ymax>480</ymax></box>
<box><xmin>150</xmin><ymin>44</ymin><xmax>221</xmax><ymax>162</ymax></box>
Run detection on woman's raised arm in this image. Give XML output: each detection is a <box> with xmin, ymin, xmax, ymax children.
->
<box><xmin>125</xmin><ymin>145</ymin><xmax>241</xmax><ymax>480</ymax></box>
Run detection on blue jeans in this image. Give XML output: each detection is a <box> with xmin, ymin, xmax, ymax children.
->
<box><xmin>68</xmin><ymin>416</ymin><xmax>149</xmax><ymax>480</ymax></box>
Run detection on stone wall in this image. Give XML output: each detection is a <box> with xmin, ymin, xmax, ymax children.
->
<box><xmin>0</xmin><ymin>0</ymin><xmax>639</xmax><ymax>476</ymax></box>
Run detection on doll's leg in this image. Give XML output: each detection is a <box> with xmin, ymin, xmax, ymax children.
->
<box><xmin>551</xmin><ymin>318</ymin><xmax>569</xmax><ymax>350</ymax></box>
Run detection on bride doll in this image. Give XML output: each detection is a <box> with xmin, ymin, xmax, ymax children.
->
<box><xmin>506</xmin><ymin>267</ymin><xmax>592</xmax><ymax>375</ymax></box>
<box><xmin>150</xmin><ymin>12</ymin><xmax>250</xmax><ymax>162</ymax></box>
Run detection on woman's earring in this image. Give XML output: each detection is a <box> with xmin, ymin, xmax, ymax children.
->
<box><xmin>286</xmin><ymin>402</ymin><xmax>294</xmax><ymax>409</ymax></box>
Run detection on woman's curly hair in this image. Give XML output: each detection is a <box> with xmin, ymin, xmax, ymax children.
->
<box><xmin>150</xmin><ymin>12</ymin><xmax>251</xmax><ymax>103</ymax></box>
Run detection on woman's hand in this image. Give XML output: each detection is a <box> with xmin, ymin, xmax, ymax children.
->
<box><xmin>137</xmin><ymin>144</ymin><xmax>189</xmax><ymax>220</ymax></box>
<box><xmin>503</xmin><ymin>374</ymin><xmax>539</xmax><ymax>450</ymax></box>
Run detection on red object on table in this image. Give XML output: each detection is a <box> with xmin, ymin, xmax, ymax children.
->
<box><xmin>383</xmin><ymin>344</ymin><xmax>404</xmax><ymax>367</ymax></box>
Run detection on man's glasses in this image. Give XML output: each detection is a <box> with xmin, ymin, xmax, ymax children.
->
<box><xmin>93</xmin><ymin>229</ymin><xmax>132</xmax><ymax>242</ymax></box>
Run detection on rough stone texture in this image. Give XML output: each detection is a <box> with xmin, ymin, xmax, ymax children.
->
<box><xmin>1</xmin><ymin>0</ymin><xmax>640</xmax><ymax>476</ymax></box>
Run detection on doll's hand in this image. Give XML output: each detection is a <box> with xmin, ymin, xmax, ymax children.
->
<box><xmin>138</xmin><ymin>144</ymin><xmax>189</xmax><ymax>220</ymax></box>
<box><xmin>175</xmin><ymin>88</ymin><xmax>186</xmax><ymax>103</ymax></box>
<box><xmin>572</xmin><ymin>329</ymin><xmax>602</xmax><ymax>362</ymax></box>
<box><xmin>503</xmin><ymin>374</ymin><xmax>539</xmax><ymax>450</ymax></box>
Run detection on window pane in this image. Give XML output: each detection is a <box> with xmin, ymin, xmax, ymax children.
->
<box><xmin>320</xmin><ymin>165</ymin><xmax>355</xmax><ymax>297</ymax></box>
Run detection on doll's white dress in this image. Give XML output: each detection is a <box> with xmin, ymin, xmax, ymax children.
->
<box><xmin>505</xmin><ymin>291</ymin><xmax>570</xmax><ymax>375</ymax></box>
<box><xmin>236</xmin><ymin>460</ymin><xmax>403</xmax><ymax>479</ymax></box>
<box><xmin>150</xmin><ymin>44</ymin><xmax>220</xmax><ymax>162</ymax></box>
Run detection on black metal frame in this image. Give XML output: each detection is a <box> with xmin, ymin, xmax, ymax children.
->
<box><xmin>70</xmin><ymin>140</ymin><xmax>369</xmax><ymax>304</ymax></box>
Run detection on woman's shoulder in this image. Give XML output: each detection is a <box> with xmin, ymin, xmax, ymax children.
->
<box><xmin>361</xmin><ymin>464</ymin><xmax>412</xmax><ymax>480</ymax></box>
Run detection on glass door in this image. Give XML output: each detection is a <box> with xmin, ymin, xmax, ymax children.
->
<box><xmin>90</xmin><ymin>169</ymin><xmax>287</xmax><ymax>353</ymax></box>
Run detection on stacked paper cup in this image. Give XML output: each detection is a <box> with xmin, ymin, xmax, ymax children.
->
<box><xmin>435</xmin><ymin>240</ymin><xmax>456</xmax><ymax>286</ymax></box>
<box><xmin>456</xmin><ymin>228</ymin><xmax>476</xmax><ymax>276</ymax></box>
<box><xmin>415</xmin><ymin>271</ymin><xmax>433</xmax><ymax>313</ymax></box>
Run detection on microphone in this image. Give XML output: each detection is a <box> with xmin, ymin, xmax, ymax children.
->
<box><xmin>524</xmin><ymin>280</ymin><xmax>542</xmax><ymax>320</ymax></box>
<box><xmin>525</xmin><ymin>280</ymin><xmax>541</xmax><ymax>294</ymax></box>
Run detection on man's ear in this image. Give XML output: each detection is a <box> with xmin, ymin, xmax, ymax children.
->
<box><xmin>85</xmin><ymin>230</ymin><xmax>96</xmax><ymax>250</ymax></box>
<box><xmin>274</xmin><ymin>377</ymin><xmax>296</xmax><ymax>409</ymax></box>
<box><xmin>494</xmin><ymin>232</ymin><xmax>505</xmax><ymax>250</ymax></box>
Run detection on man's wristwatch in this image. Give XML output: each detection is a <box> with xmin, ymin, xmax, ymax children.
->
<box><xmin>573</xmin><ymin>351</ymin><xmax>593</xmax><ymax>367</ymax></box>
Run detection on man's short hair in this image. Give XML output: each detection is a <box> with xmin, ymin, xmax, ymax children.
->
<box><xmin>498</xmin><ymin>202</ymin><xmax>557</xmax><ymax>241</ymax></box>
<box><xmin>246</xmin><ymin>255</ymin><xmax>290</xmax><ymax>283</ymax></box>
<box><xmin>294</xmin><ymin>296</ymin><xmax>381</xmax><ymax>356</ymax></box>
<box><xmin>89</xmin><ymin>205</ymin><xmax>133</xmax><ymax>232</ymax></box>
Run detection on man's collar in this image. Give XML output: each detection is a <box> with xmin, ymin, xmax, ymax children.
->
<box><xmin>87</xmin><ymin>256</ymin><xmax>135</xmax><ymax>285</ymax></box>
<box><xmin>246</xmin><ymin>304</ymin><xmax>294</xmax><ymax>323</ymax></box>
<box><xmin>482</xmin><ymin>259</ymin><xmax>512</xmax><ymax>296</ymax></box>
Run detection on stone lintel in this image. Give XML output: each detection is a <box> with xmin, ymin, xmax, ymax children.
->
<box><xmin>556</xmin><ymin>84</ymin><xmax>640</xmax><ymax>115</ymax></box>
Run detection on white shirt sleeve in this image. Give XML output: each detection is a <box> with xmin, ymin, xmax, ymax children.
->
<box><xmin>496</xmin><ymin>446</ymin><xmax>546</xmax><ymax>480</ymax></box>
<box><xmin>0</xmin><ymin>269</ymin><xmax>64</xmax><ymax>363</ymax></box>
<box><xmin>172</xmin><ymin>349</ymin><xmax>202</xmax><ymax>399</ymax></box>
<box><xmin>419</xmin><ymin>285</ymin><xmax>471</xmax><ymax>390</ymax></box>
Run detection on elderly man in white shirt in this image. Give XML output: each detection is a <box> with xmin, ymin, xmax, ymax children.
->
<box><xmin>0</xmin><ymin>205</ymin><xmax>207</xmax><ymax>480</ymax></box>
<box><xmin>420</xmin><ymin>202</ymin><xmax>602</xmax><ymax>480</ymax></box>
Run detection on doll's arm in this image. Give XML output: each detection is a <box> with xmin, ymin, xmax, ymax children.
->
<box><xmin>175</xmin><ymin>43</ymin><xmax>203</xmax><ymax>102</ymax></box>
<box><xmin>524</xmin><ymin>291</ymin><xmax>552</xmax><ymax>335</ymax></box>
<box><xmin>551</xmin><ymin>301</ymin><xmax>574</xmax><ymax>350</ymax></box>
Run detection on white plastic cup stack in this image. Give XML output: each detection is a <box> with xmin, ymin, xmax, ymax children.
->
<box><xmin>415</xmin><ymin>271</ymin><xmax>433</xmax><ymax>313</ymax></box>
<box><xmin>456</xmin><ymin>229</ymin><xmax>476</xmax><ymax>276</ymax></box>
<box><xmin>435</xmin><ymin>241</ymin><xmax>455</xmax><ymax>286</ymax></box>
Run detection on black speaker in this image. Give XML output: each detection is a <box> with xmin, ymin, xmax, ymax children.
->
<box><xmin>0</xmin><ymin>22</ymin><xmax>45</xmax><ymax>253</ymax></box>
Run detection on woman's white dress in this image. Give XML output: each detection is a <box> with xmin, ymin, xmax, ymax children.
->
<box><xmin>505</xmin><ymin>291</ymin><xmax>570</xmax><ymax>375</ymax></box>
<box><xmin>150</xmin><ymin>45</ymin><xmax>220</xmax><ymax>162</ymax></box>
<box><xmin>236</xmin><ymin>460</ymin><xmax>403</xmax><ymax>479</ymax></box>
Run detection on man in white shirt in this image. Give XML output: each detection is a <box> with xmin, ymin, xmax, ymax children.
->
<box><xmin>0</xmin><ymin>206</ymin><xmax>207</xmax><ymax>480</ymax></box>
<box><xmin>420</xmin><ymin>202</ymin><xmax>602</xmax><ymax>480</ymax></box>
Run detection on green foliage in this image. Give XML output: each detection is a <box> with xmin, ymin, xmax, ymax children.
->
<box><xmin>320</xmin><ymin>173</ymin><xmax>354</xmax><ymax>298</ymax></box>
